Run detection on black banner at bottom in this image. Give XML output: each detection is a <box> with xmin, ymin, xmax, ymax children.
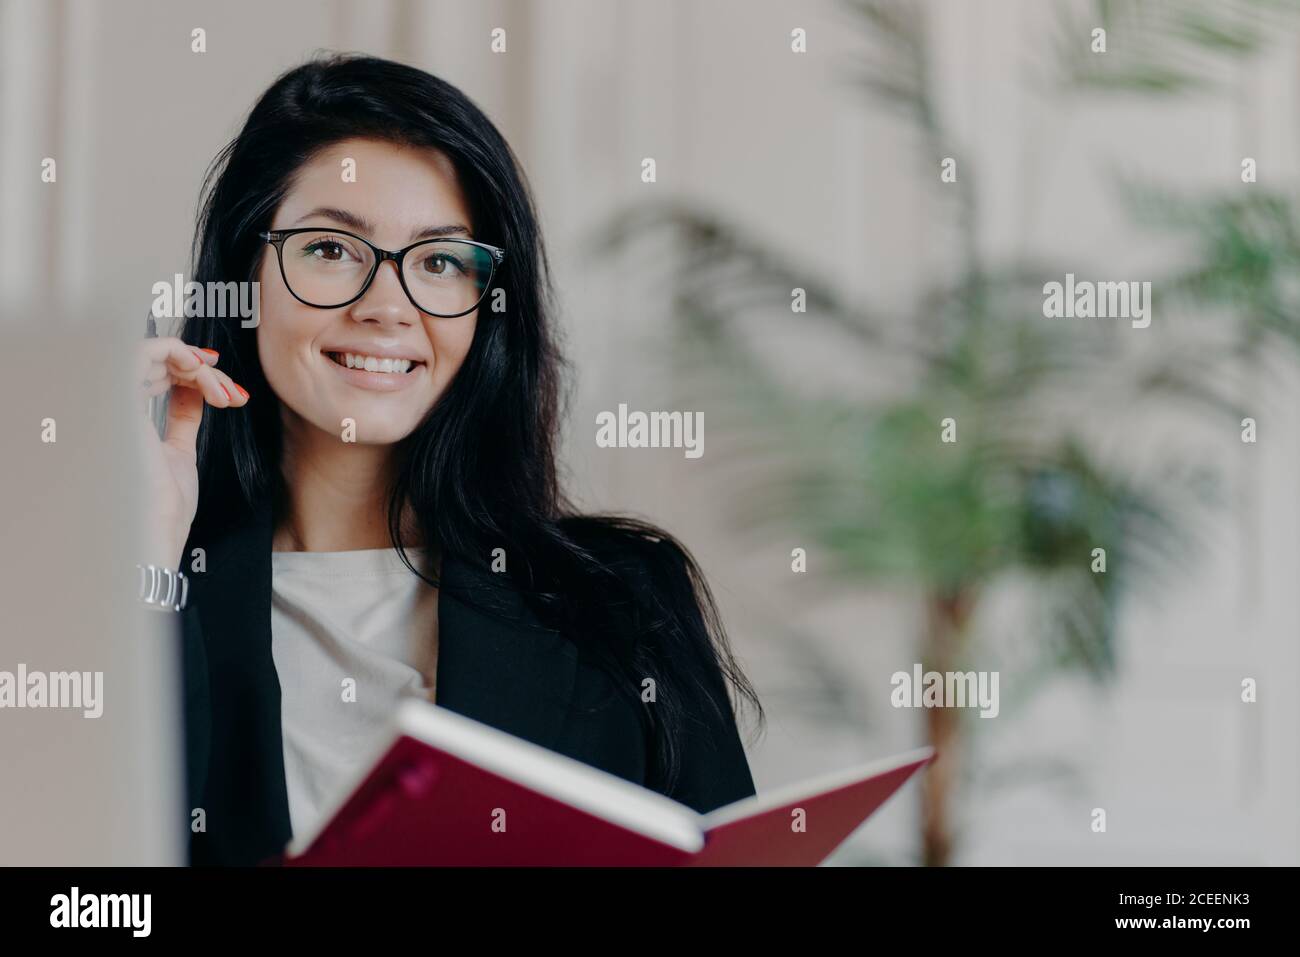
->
<box><xmin>0</xmin><ymin>865</ymin><xmax>1278</xmax><ymax>943</ymax></box>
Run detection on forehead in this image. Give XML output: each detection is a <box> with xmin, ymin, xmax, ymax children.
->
<box><xmin>276</xmin><ymin>138</ymin><xmax>473</xmax><ymax>241</ymax></box>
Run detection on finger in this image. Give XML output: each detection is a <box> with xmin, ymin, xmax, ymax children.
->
<box><xmin>138</xmin><ymin>343</ymin><xmax>208</xmax><ymax>392</ymax></box>
<box><xmin>138</xmin><ymin>336</ymin><xmax>210</xmax><ymax>376</ymax></box>
<box><xmin>140</xmin><ymin>377</ymin><xmax>168</xmax><ymax>399</ymax></box>
<box><xmin>192</xmin><ymin>366</ymin><xmax>232</xmax><ymax>408</ymax></box>
<box><xmin>209</xmin><ymin>368</ymin><xmax>249</xmax><ymax>406</ymax></box>
<box><xmin>161</xmin><ymin>366</ymin><xmax>245</xmax><ymax>455</ymax></box>
<box><xmin>163</xmin><ymin>380</ymin><xmax>205</xmax><ymax>455</ymax></box>
<box><xmin>137</xmin><ymin>362</ymin><xmax>174</xmax><ymax>402</ymax></box>
<box><xmin>165</xmin><ymin>348</ymin><xmax>218</xmax><ymax>380</ymax></box>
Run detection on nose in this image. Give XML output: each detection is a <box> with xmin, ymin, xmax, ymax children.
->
<box><xmin>348</xmin><ymin>259</ymin><xmax>418</xmax><ymax>327</ymax></box>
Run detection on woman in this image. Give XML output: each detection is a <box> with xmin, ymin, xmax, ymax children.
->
<box><xmin>135</xmin><ymin>54</ymin><xmax>762</xmax><ymax>866</ymax></box>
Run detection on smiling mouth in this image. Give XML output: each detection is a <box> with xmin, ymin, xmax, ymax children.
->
<box><xmin>325</xmin><ymin>351</ymin><xmax>424</xmax><ymax>374</ymax></box>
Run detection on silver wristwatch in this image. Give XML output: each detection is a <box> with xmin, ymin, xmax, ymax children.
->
<box><xmin>136</xmin><ymin>563</ymin><xmax>189</xmax><ymax>612</ymax></box>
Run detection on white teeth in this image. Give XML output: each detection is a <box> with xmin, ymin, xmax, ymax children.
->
<box><xmin>334</xmin><ymin>352</ymin><xmax>417</xmax><ymax>374</ymax></box>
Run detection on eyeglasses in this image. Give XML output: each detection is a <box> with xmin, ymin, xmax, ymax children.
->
<box><xmin>260</xmin><ymin>227</ymin><xmax>506</xmax><ymax>318</ymax></box>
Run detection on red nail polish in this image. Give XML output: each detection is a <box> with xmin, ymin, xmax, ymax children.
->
<box><xmin>220</xmin><ymin>384</ymin><xmax>231</xmax><ymax>400</ymax></box>
<box><xmin>235</xmin><ymin>384</ymin><xmax>248</xmax><ymax>399</ymax></box>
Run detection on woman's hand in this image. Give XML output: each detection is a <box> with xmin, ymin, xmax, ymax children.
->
<box><xmin>135</xmin><ymin>337</ymin><xmax>249</xmax><ymax>571</ymax></box>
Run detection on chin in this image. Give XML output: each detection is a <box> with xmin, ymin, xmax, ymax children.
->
<box><xmin>308</xmin><ymin>401</ymin><xmax>426</xmax><ymax>446</ymax></box>
<box><xmin>348</xmin><ymin>418</ymin><xmax>423</xmax><ymax>446</ymax></box>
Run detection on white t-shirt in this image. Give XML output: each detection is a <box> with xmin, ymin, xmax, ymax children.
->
<box><xmin>269</xmin><ymin>546</ymin><xmax>439</xmax><ymax>840</ymax></box>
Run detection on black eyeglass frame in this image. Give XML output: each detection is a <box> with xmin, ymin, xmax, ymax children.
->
<box><xmin>259</xmin><ymin>227</ymin><xmax>507</xmax><ymax>318</ymax></box>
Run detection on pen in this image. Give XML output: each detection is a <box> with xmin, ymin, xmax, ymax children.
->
<box><xmin>145</xmin><ymin>313</ymin><xmax>164</xmax><ymax>437</ymax></box>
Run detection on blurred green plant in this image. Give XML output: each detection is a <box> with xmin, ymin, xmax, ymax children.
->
<box><xmin>594</xmin><ymin>0</ymin><xmax>1298</xmax><ymax>866</ymax></box>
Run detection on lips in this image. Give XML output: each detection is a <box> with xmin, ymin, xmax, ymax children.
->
<box><xmin>321</xmin><ymin>349</ymin><xmax>428</xmax><ymax>393</ymax></box>
<box><xmin>325</xmin><ymin>351</ymin><xmax>423</xmax><ymax>375</ymax></box>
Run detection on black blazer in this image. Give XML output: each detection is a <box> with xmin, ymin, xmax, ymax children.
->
<box><xmin>176</xmin><ymin>494</ymin><xmax>756</xmax><ymax>865</ymax></box>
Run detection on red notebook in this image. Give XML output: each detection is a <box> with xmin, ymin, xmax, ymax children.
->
<box><xmin>283</xmin><ymin>700</ymin><xmax>935</xmax><ymax>866</ymax></box>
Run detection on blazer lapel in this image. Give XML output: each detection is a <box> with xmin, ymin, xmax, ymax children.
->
<box><xmin>434</xmin><ymin>554</ymin><xmax>578</xmax><ymax>755</ymax></box>
<box><xmin>189</xmin><ymin>492</ymin><xmax>291</xmax><ymax>862</ymax></box>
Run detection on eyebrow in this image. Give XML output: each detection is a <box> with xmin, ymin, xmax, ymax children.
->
<box><xmin>291</xmin><ymin>207</ymin><xmax>472</xmax><ymax>242</ymax></box>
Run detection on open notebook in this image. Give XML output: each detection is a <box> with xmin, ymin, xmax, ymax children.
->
<box><xmin>282</xmin><ymin>699</ymin><xmax>934</xmax><ymax>866</ymax></box>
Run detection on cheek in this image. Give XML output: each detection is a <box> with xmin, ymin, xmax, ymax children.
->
<box><xmin>254</xmin><ymin>260</ymin><xmax>324</xmax><ymax>403</ymax></box>
<box><xmin>425</xmin><ymin>314</ymin><xmax>478</xmax><ymax>393</ymax></box>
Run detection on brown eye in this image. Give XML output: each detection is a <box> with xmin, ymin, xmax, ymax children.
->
<box><xmin>420</xmin><ymin>253</ymin><xmax>465</xmax><ymax>276</ymax></box>
<box><xmin>307</xmin><ymin>241</ymin><xmax>346</xmax><ymax>262</ymax></box>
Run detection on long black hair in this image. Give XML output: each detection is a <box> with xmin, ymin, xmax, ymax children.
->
<box><xmin>180</xmin><ymin>53</ymin><xmax>761</xmax><ymax>794</ymax></box>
